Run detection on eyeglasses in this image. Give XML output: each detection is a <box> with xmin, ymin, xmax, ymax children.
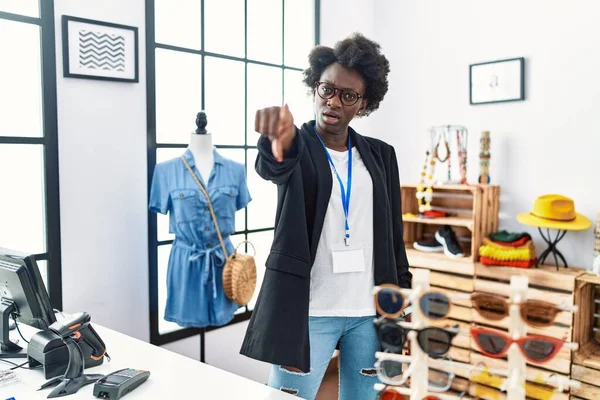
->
<box><xmin>375</xmin><ymin>353</ymin><xmax>455</xmax><ymax>392</ymax></box>
<box><xmin>375</xmin><ymin>318</ymin><xmax>458</xmax><ymax>357</ymax></box>
<box><xmin>470</xmin><ymin>326</ymin><xmax>568</xmax><ymax>363</ymax></box>
<box><xmin>315</xmin><ymin>81</ymin><xmax>364</xmax><ymax>106</ymax></box>
<box><xmin>374</xmin><ymin>284</ymin><xmax>455</xmax><ymax>320</ymax></box>
<box><xmin>471</xmin><ymin>292</ymin><xmax>575</xmax><ymax>328</ymax></box>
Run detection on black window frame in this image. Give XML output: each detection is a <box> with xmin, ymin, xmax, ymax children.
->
<box><xmin>146</xmin><ymin>0</ymin><xmax>320</xmax><ymax>355</ymax></box>
<box><xmin>0</xmin><ymin>1</ymin><xmax>63</xmax><ymax>311</ymax></box>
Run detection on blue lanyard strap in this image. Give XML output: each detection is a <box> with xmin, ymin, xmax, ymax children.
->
<box><xmin>313</xmin><ymin>125</ymin><xmax>352</xmax><ymax>245</ymax></box>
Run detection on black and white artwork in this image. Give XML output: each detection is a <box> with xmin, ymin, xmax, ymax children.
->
<box><xmin>469</xmin><ymin>58</ymin><xmax>524</xmax><ymax>105</ymax></box>
<box><xmin>62</xmin><ymin>15</ymin><xmax>138</xmax><ymax>83</ymax></box>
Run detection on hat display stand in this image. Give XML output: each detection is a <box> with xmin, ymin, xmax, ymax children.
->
<box><xmin>536</xmin><ymin>228</ymin><xmax>568</xmax><ymax>268</ymax></box>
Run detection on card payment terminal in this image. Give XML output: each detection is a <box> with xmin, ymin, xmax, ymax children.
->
<box><xmin>93</xmin><ymin>368</ymin><xmax>150</xmax><ymax>399</ymax></box>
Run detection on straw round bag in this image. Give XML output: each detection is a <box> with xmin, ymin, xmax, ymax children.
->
<box><xmin>222</xmin><ymin>241</ymin><xmax>257</xmax><ymax>306</ymax></box>
<box><xmin>180</xmin><ymin>155</ymin><xmax>257</xmax><ymax>306</ymax></box>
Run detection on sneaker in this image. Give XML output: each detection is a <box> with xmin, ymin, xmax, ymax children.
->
<box><xmin>413</xmin><ymin>238</ymin><xmax>443</xmax><ymax>253</ymax></box>
<box><xmin>435</xmin><ymin>225</ymin><xmax>465</xmax><ymax>258</ymax></box>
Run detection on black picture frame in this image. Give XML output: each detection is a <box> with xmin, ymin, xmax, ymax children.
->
<box><xmin>469</xmin><ymin>57</ymin><xmax>524</xmax><ymax>105</ymax></box>
<box><xmin>62</xmin><ymin>15</ymin><xmax>139</xmax><ymax>83</ymax></box>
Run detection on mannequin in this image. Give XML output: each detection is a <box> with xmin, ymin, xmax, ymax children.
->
<box><xmin>189</xmin><ymin>111</ymin><xmax>214</xmax><ymax>183</ymax></box>
<box><xmin>149</xmin><ymin>110</ymin><xmax>252</xmax><ymax>332</ymax></box>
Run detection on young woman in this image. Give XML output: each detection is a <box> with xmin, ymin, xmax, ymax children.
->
<box><xmin>240</xmin><ymin>33</ymin><xmax>411</xmax><ymax>399</ymax></box>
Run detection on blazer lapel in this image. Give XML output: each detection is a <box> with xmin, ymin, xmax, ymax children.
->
<box><xmin>301</xmin><ymin>124</ymin><xmax>333</xmax><ymax>262</ymax></box>
<box><xmin>351</xmin><ymin>128</ymin><xmax>391</xmax><ymax>272</ymax></box>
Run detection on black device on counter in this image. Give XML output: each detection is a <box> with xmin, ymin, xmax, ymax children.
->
<box><xmin>38</xmin><ymin>312</ymin><xmax>109</xmax><ymax>398</ymax></box>
<box><xmin>0</xmin><ymin>248</ymin><xmax>57</xmax><ymax>359</ymax></box>
<box><xmin>93</xmin><ymin>368</ymin><xmax>150</xmax><ymax>399</ymax></box>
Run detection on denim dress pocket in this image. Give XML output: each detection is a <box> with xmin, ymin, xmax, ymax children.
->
<box><xmin>171</xmin><ymin>189</ymin><xmax>201</xmax><ymax>223</ymax></box>
<box><xmin>213</xmin><ymin>185</ymin><xmax>239</xmax><ymax>234</ymax></box>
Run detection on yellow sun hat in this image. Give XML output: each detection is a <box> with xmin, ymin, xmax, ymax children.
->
<box><xmin>517</xmin><ymin>194</ymin><xmax>591</xmax><ymax>231</ymax></box>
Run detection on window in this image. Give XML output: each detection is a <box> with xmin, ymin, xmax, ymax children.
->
<box><xmin>0</xmin><ymin>2</ymin><xmax>62</xmax><ymax>308</ymax></box>
<box><xmin>147</xmin><ymin>0</ymin><xmax>320</xmax><ymax>347</ymax></box>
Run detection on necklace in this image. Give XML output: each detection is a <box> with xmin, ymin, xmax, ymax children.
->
<box><xmin>433</xmin><ymin>131</ymin><xmax>450</xmax><ymax>163</ymax></box>
<box><xmin>416</xmin><ymin>150</ymin><xmax>436</xmax><ymax>213</ymax></box>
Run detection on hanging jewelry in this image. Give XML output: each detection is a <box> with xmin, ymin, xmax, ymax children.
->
<box><xmin>433</xmin><ymin>130</ymin><xmax>450</xmax><ymax>163</ymax></box>
<box><xmin>457</xmin><ymin>128</ymin><xmax>468</xmax><ymax>184</ymax></box>
<box><xmin>416</xmin><ymin>151</ymin><xmax>435</xmax><ymax>213</ymax></box>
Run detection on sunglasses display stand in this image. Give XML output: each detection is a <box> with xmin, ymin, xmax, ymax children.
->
<box><xmin>410</xmin><ymin>268</ymin><xmax>430</xmax><ymax>400</ymax></box>
<box><xmin>506</xmin><ymin>275</ymin><xmax>528</xmax><ymax>400</ymax></box>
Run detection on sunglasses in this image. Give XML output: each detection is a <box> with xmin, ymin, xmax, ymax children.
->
<box><xmin>471</xmin><ymin>292</ymin><xmax>571</xmax><ymax>328</ymax></box>
<box><xmin>375</xmin><ymin>353</ymin><xmax>455</xmax><ymax>392</ymax></box>
<box><xmin>375</xmin><ymin>318</ymin><xmax>458</xmax><ymax>357</ymax></box>
<box><xmin>471</xmin><ymin>326</ymin><xmax>568</xmax><ymax>363</ymax></box>
<box><xmin>374</xmin><ymin>284</ymin><xmax>457</xmax><ymax>320</ymax></box>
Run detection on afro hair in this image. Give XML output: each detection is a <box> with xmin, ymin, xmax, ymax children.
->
<box><xmin>302</xmin><ymin>33</ymin><xmax>390</xmax><ymax>116</ymax></box>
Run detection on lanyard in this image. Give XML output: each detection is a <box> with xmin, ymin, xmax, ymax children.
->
<box><xmin>313</xmin><ymin>126</ymin><xmax>352</xmax><ymax>246</ymax></box>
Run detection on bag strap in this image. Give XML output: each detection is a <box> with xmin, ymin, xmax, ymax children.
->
<box><xmin>180</xmin><ymin>155</ymin><xmax>228</xmax><ymax>258</ymax></box>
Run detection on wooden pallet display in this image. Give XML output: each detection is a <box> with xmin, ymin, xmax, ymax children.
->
<box><xmin>402</xmin><ymin>184</ymin><xmax>500</xmax><ymax>267</ymax></box>
<box><xmin>571</xmin><ymin>273</ymin><xmax>600</xmax><ymax>400</ymax></box>
<box><xmin>470</xmin><ymin>263</ymin><xmax>583</xmax><ymax>400</ymax></box>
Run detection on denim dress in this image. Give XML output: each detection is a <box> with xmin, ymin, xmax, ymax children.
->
<box><xmin>149</xmin><ymin>148</ymin><xmax>251</xmax><ymax>328</ymax></box>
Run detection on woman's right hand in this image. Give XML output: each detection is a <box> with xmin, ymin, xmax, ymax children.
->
<box><xmin>255</xmin><ymin>104</ymin><xmax>295</xmax><ymax>162</ymax></box>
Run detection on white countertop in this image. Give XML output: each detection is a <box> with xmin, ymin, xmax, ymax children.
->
<box><xmin>1</xmin><ymin>322</ymin><xmax>295</xmax><ymax>399</ymax></box>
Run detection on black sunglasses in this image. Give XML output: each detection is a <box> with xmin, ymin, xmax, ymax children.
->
<box><xmin>315</xmin><ymin>81</ymin><xmax>364</xmax><ymax>106</ymax></box>
<box><xmin>375</xmin><ymin>318</ymin><xmax>458</xmax><ymax>358</ymax></box>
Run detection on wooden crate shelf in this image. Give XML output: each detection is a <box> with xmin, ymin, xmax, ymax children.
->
<box><xmin>402</xmin><ymin>215</ymin><xmax>475</xmax><ymax>230</ymax></box>
<box><xmin>571</xmin><ymin>272</ymin><xmax>600</xmax><ymax>400</ymax></box>
<box><xmin>402</xmin><ymin>183</ymin><xmax>499</xmax><ymax>264</ymax></box>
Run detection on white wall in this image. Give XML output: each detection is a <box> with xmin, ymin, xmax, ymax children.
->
<box><xmin>371</xmin><ymin>0</ymin><xmax>600</xmax><ymax>269</ymax></box>
<box><xmin>55</xmin><ymin>0</ymin><xmax>149</xmax><ymax>340</ymax></box>
<box><xmin>320</xmin><ymin>0</ymin><xmax>376</xmax><ymax>136</ymax></box>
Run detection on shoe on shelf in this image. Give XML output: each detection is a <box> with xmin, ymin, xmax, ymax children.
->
<box><xmin>435</xmin><ymin>225</ymin><xmax>466</xmax><ymax>258</ymax></box>
<box><xmin>413</xmin><ymin>238</ymin><xmax>443</xmax><ymax>253</ymax></box>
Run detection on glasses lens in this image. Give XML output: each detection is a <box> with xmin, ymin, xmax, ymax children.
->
<box><xmin>473</xmin><ymin>293</ymin><xmax>508</xmax><ymax>320</ymax></box>
<box><xmin>522</xmin><ymin>338</ymin><xmax>557</xmax><ymax>361</ymax></box>
<box><xmin>341</xmin><ymin>90</ymin><xmax>358</xmax><ymax>105</ymax></box>
<box><xmin>377</xmin><ymin>288</ymin><xmax>405</xmax><ymax>316</ymax></box>
<box><xmin>379</xmin><ymin>359</ymin><xmax>408</xmax><ymax>385</ymax></box>
<box><xmin>474</xmin><ymin>331</ymin><xmax>508</xmax><ymax>356</ymax></box>
<box><xmin>378</xmin><ymin>388</ymin><xmax>407</xmax><ymax>400</ymax></box>
<box><xmin>378</xmin><ymin>323</ymin><xmax>407</xmax><ymax>353</ymax></box>
<box><xmin>418</xmin><ymin>328</ymin><xmax>451</xmax><ymax>357</ymax></box>
<box><xmin>522</xmin><ymin>301</ymin><xmax>557</xmax><ymax>327</ymax></box>
<box><xmin>420</xmin><ymin>292</ymin><xmax>450</xmax><ymax>320</ymax></box>
<box><xmin>317</xmin><ymin>83</ymin><xmax>334</xmax><ymax>99</ymax></box>
<box><xmin>428</xmin><ymin>365</ymin><xmax>451</xmax><ymax>391</ymax></box>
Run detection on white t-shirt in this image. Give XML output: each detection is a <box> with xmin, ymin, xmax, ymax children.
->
<box><xmin>308</xmin><ymin>146</ymin><xmax>376</xmax><ymax>317</ymax></box>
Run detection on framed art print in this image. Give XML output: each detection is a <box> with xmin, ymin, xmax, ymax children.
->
<box><xmin>62</xmin><ymin>15</ymin><xmax>139</xmax><ymax>83</ymax></box>
<box><xmin>470</xmin><ymin>57</ymin><xmax>524</xmax><ymax>105</ymax></box>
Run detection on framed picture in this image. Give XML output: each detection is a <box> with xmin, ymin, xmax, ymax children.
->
<box><xmin>469</xmin><ymin>57</ymin><xmax>524</xmax><ymax>105</ymax></box>
<box><xmin>62</xmin><ymin>15</ymin><xmax>139</xmax><ymax>83</ymax></box>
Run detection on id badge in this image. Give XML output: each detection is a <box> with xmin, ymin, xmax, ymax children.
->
<box><xmin>332</xmin><ymin>242</ymin><xmax>366</xmax><ymax>274</ymax></box>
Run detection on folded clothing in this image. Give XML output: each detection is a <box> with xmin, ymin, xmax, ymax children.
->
<box><xmin>483</xmin><ymin>237</ymin><xmax>535</xmax><ymax>250</ymax></box>
<box><xmin>488</xmin><ymin>230</ymin><xmax>532</xmax><ymax>243</ymax></box>
<box><xmin>421</xmin><ymin>210</ymin><xmax>448</xmax><ymax>218</ymax></box>
<box><xmin>480</xmin><ymin>256</ymin><xmax>538</xmax><ymax>268</ymax></box>
<box><xmin>478</xmin><ymin>244</ymin><xmax>537</xmax><ymax>261</ymax></box>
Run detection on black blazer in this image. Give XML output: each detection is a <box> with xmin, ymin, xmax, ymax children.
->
<box><xmin>240</xmin><ymin>121</ymin><xmax>411</xmax><ymax>372</ymax></box>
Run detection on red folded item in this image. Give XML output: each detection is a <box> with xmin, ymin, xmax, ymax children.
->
<box><xmin>480</xmin><ymin>256</ymin><xmax>538</xmax><ymax>269</ymax></box>
<box><xmin>422</xmin><ymin>210</ymin><xmax>448</xmax><ymax>218</ymax></box>
<box><xmin>490</xmin><ymin>236</ymin><xmax>531</xmax><ymax>248</ymax></box>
